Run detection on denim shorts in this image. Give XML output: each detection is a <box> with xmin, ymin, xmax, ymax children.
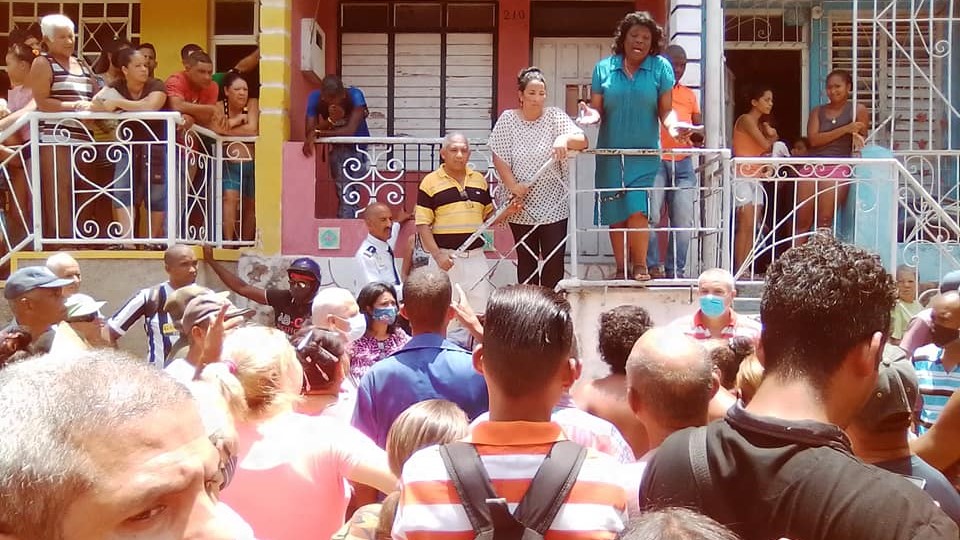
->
<box><xmin>223</xmin><ymin>160</ymin><xmax>255</xmax><ymax>199</ymax></box>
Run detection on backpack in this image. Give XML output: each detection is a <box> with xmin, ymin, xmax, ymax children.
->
<box><xmin>438</xmin><ymin>440</ymin><xmax>586</xmax><ymax>540</ymax></box>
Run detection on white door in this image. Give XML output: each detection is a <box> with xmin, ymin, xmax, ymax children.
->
<box><xmin>533</xmin><ymin>38</ymin><xmax>611</xmax><ymax>259</ymax></box>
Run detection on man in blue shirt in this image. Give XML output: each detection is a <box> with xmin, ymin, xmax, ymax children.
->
<box><xmin>302</xmin><ymin>75</ymin><xmax>371</xmax><ymax>218</ymax></box>
<box><xmin>351</xmin><ymin>267</ymin><xmax>488</xmax><ymax>448</ymax></box>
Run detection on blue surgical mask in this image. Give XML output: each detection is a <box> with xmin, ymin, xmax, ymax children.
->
<box><xmin>699</xmin><ymin>294</ymin><xmax>727</xmax><ymax>318</ymax></box>
<box><xmin>372</xmin><ymin>306</ymin><xmax>398</xmax><ymax>325</ymax></box>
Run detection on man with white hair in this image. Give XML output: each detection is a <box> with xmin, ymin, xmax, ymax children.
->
<box><xmin>415</xmin><ymin>132</ymin><xmax>496</xmax><ymax>313</ymax></box>
<box><xmin>45</xmin><ymin>252</ymin><xmax>82</xmax><ymax>295</ymax></box>
<box><xmin>0</xmin><ymin>351</ymin><xmax>236</xmax><ymax>538</ymax></box>
<box><xmin>669</xmin><ymin>268</ymin><xmax>761</xmax><ymax>342</ymax></box>
<box><xmin>311</xmin><ymin>286</ymin><xmax>365</xmax><ymax>343</ymax></box>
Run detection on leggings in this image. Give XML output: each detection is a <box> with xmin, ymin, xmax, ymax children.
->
<box><xmin>509</xmin><ymin>219</ymin><xmax>568</xmax><ymax>289</ymax></box>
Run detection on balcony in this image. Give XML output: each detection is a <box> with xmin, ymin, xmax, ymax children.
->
<box><xmin>292</xmin><ymin>137</ymin><xmax>960</xmax><ymax>293</ymax></box>
<box><xmin>0</xmin><ymin>111</ymin><xmax>257</xmax><ymax>265</ymax></box>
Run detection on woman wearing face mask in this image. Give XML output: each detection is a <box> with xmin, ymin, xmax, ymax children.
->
<box><xmin>351</xmin><ymin>282</ymin><xmax>410</xmax><ymax>381</ymax></box>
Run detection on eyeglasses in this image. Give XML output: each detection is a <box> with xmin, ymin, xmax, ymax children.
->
<box><xmin>66</xmin><ymin>313</ymin><xmax>98</xmax><ymax>323</ymax></box>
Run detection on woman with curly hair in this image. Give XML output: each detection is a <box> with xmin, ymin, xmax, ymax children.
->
<box><xmin>579</xmin><ymin>11</ymin><xmax>682</xmax><ymax>281</ymax></box>
<box><xmin>573</xmin><ymin>304</ymin><xmax>654</xmax><ymax>456</ymax></box>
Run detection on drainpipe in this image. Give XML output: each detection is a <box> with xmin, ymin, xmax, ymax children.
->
<box><xmin>704</xmin><ymin>0</ymin><xmax>723</xmax><ymax>148</ymax></box>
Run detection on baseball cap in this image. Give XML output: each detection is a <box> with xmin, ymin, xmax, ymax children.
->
<box><xmin>940</xmin><ymin>270</ymin><xmax>960</xmax><ymax>293</ymax></box>
<box><xmin>166</xmin><ymin>294</ymin><xmax>254</xmax><ymax>360</ymax></box>
<box><xmin>64</xmin><ymin>293</ymin><xmax>106</xmax><ymax>318</ymax></box>
<box><xmin>164</xmin><ymin>285</ymin><xmax>221</xmax><ymax>327</ymax></box>
<box><xmin>854</xmin><ymin>345</ymin><xmax>919</xmax><ymax>431</ymax></box>
<box><xmin>4</xmin><ymin>266</ymin><xmax>74</xmax><ymax>300</ymax></box>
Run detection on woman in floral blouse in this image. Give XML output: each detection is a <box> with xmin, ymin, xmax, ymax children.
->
<box><xmin>350</xmin><ymin>282</ymin><xmax>410</xmax><ymax>380</ymax></box>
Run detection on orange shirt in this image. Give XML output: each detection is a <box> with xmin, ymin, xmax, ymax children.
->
<box><xmin>661</xmin><ymin>84</ymin><xmax>701</xmax><ymax>161</ymax></box>
<box><xmin>733</xmin><ymin>116</ymin><xmax>771</xmax><ymax>178</ymax></box>
<box><xmin>393</xmin><ymin>421</ymin><xmax>627</xmax><ymax>540</ymax></box>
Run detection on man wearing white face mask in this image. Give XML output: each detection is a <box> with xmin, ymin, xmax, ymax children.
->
<box><xmin>312</xmin><ymin>287</ymin><xmax>367</xmax><ymax>344</ymax></box>
<box><xmin>670</xmin><ymin>268</ymin><xmax>761</xmax><ymax>343</ymax></box>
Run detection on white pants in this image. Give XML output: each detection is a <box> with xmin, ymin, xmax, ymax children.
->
<box><xmin>433</xmin><ymin>248</ymin><xmax>492</xmax><ymax>314</ymax></box>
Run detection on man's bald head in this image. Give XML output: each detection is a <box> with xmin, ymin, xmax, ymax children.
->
<box><xmin>363</xmin><ymin>202</ymin><xmax>394</xmax><ymax>242</ymax></box>
<box><xmin>311</xmin><ymin>287</ymin><xmax>358</xmax><ymax>328</ymax></box>
<box><xmin>45</xmin><ymin>253</ymin><xmax>81</xmax><ymax>295</ymax></box>
<box><xmin>163</xmin><ymin>244</ymin><xmax>193</xmax><ymax>265</ymax></box>
<box><xmin>932</xmin><ymin>291</ymin><xmax>960</xmax><ymax>330</ymax></box>
<box><xmin>626</xmin><ymin>327</ymin><xmax>715</xmax><ymax>428</ymax></box>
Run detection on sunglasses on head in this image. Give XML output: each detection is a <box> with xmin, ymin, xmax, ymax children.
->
<box><xmin>66</xmin><ymin>313</ymin><xmax>98</xmax><ymax>323</ymax></box>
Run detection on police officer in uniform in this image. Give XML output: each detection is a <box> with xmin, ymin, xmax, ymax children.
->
<box><xmin>355</xmin><ymin>202</ymin><xmax>403</xmax><ymax>297</ymax></box>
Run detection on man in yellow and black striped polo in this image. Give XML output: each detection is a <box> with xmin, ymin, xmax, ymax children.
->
<box><xmin>415</xmin><ymin>133</ymin><xmax>495</xmax><ymax>313</ymax></box>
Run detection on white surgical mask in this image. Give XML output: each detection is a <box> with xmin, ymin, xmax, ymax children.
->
<box><xmin>342</xmin><ymin>313</ymin><xmax>367</xmax><ymax>342</ymax></box>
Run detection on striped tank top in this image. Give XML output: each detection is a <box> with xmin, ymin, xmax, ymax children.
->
<box><xmin>40</xmin><ymin>54</ymin><xmax>95</xmax><ymax>142</ymax></box>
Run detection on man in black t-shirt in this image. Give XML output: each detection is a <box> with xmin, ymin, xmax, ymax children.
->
<box><xmin>202</xmin><ymin>246</ymin><xmax>322</xmax><ymax>337</ymax></box>
<box><xmin>640</xmin><ymin>235</ymin><xmax>958</xmax><ymax>540</ymax></box>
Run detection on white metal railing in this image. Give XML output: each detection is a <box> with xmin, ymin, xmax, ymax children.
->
<box><xmin>0</xmin><ymin>111</ymin><xmax>256</xmax><ymax>263</ymax></box>
<box><xmin>729</xmin><ymin>155</ymin><xmax>960</xmax><ymax>287</ymax></box>
<box><xmin>314</xmin><ymin>136</ymin><xmax>960</xmax><ymax>291</ymax></box>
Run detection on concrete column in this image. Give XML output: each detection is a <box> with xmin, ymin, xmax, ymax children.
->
<box><xmin>496</xmin><ymin>0</ymin><xmax>531</xmax><ymax>115</ymax></box>
<box><xmin>255</xmin><ymin>0</ymin><xmax>293</xmax><ymax>254</ymax></box>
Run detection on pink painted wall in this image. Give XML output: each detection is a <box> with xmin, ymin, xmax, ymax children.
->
<box><xmin>281</xmin><ymin>141</ymin><xmax>516</xmax><ymax>257</ymax></box>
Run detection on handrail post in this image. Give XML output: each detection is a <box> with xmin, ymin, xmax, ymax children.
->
<box><xmin>28</xmin><ymin>116</ymin><xmax>42</xmax><ymax>251</ymax></box>
<box><xmin>214</xmin><ymin>136</ymin><xmax>224</xmax><ymax>248</ymax></box>
<box><xmin>166</xmin><ymin>117</ymin><xmax>177</xmax><ymax>244</ymax></box>
<box><xmin>568</xmin><ymin>154</ymin><xmax>579</xmax><ymax>281</ymax></box>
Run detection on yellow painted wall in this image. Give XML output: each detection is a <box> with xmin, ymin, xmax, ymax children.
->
<box><xmin>255</xmin><ymin>0</ymin><xmax>292</xmax><ymax>255</ymax></box>
<box><xmin>139</xmin><ymin>0</ymin><xmax>210</xmax><ymax>80</ymax></box>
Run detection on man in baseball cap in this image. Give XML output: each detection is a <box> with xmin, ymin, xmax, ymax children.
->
<box><xmin>57</xmin><ymin>292</ymin><xmax>110</xmax><ymax>349</ymax></box>
<box><xmin>2</xmin><ymin>266</ymin><xmax>73</xmax><ymax>354</ymax></box>
<box><xmin>164</xmin><ymin>293</ymin><xmax>253</xmax><ymax>383</ymax></box>
<box><xmin>847</xmin><ymin>346</ymin><xmax>960</xmax><ymax>523</ymax></box>
<box><xmin>202</xmin><ymin>245</ymin><xmax>322</xmax><ymax>337</ymax></box>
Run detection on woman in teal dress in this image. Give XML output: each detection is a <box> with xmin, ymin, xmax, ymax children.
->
<box><xmin>579</xmin><ymin>12</ymin><xmax>678</xmax><ymax>281</ymax></box>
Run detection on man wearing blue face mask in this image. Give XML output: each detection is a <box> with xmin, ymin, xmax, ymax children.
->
<box><xmin>669</xmin><ymin>268</ymin><xmax>761</xmax><ymax>343</ymax></box>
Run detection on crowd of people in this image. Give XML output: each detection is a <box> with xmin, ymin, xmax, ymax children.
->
<box><xmin>0</xmin><ymin>14</ymin><xmax>260</xmax><ymax>249</ymax></box>
<box><xmin>0</xmin><ymin>233</ymin><xmax>959</xmax><ymax>539</ymax></box>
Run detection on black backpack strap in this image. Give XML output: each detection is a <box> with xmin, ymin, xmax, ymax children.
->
<box><xmin>688</xmin><ymin>426</ymin><xmax>712</xmax><ymax>507</ymax></box>
<box><xmin>514</xmin><ymin>441</ymin><xmax>587</xmax><ymax>535</ymax></box>
<box><xmin>687</xmin><ymin>425</ymin><xmax>737</xmax><ymax>526</ymax></box>
<box><xmin>439</xmin><ymin>442</ymin><xmax>496</xmax><ymax>534</ymax></box>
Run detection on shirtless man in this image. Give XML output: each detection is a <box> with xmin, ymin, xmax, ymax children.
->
<box><xmin>574</xmin><ymin>305</ymin><xmax>653</xmax><ymax>456</ymax></box>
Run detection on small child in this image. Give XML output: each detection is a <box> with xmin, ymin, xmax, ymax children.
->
<box><xmin>791</xmin><ymin>137</ymin><xmax>810</xmax><ymax>157</ymax></box>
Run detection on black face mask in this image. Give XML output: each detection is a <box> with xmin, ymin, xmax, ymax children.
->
<box><xmin>931</xmin><ymin>323</ymin><xmax>959</xmax><ymax>347</ymax></box>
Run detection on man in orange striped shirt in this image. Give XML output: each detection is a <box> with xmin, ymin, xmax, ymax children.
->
<box><xmin>393</xmin><ymin>286</ymin><xmax>627</xmax><ymax>539</ymax></box>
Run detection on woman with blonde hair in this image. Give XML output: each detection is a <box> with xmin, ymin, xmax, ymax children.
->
<box><xmin>334</xmin><ymin>399</ymin><xmax>470</xmax><ymax>540</ymax></box>
<box><xmin>216</xmin><ymin>325</ymin><xmax>396</xmax><ymax>540</ymax></box>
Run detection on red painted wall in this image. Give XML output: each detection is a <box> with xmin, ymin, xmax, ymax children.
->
<box><xmin>495</xmin><ymin>0</ymin><xmax>531</xmax><ymax>115</ymax></box>
<box><xmin>290</xmin><ymin>0</ymin><xmax>338</xmax><ymax>142</ymax></box>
